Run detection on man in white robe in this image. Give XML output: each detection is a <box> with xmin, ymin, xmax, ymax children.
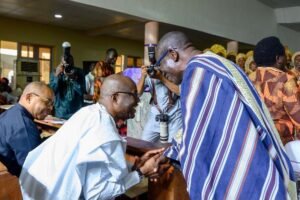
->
<box><xmin>20</xmin><ymin>74</ymin><xmax>162</xmax><ymax>200</ymax></box>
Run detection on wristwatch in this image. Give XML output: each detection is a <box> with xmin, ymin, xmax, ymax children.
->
<box><xmin>136</xmin><ymin>168</ymin><xmax>144</xmax><ymax>180</ymax></box>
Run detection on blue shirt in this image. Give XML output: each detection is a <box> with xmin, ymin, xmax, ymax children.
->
<box><xmin>49</xmin><ymin>67</ymin><xmax>85</xmax><ymax>119</ymax></box>
<box><xmin>0</xmin><ymin>103</ymin><xmax>41</xmax><ymax>177</ymax></box>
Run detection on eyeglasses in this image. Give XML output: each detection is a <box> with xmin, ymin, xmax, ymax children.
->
<box><xmin>114</xmin><ymin>91</ymin><xmax>139</xmax><ymax>100</ymax></box>
<box><xmin>30</xmin><ymin>93</ymin><xmax>53</xmax><ymax>107</ymax></box>
<box><xmin>155</xmin><ymin>47</ymin><xmax>177</xmax><ymax>66</ymax></box>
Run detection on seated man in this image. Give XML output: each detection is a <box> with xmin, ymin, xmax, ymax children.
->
<box><xmin>0</xmin><ymin>82</ymin><xmax>54</xmax><ymax>177</ymax></box>
<box><xmin>20</xmin><ymin>74</ymin><xmax>162</xmax><ymax>200</ymax></box>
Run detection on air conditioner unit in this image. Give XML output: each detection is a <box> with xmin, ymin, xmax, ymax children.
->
<box><xmin>15</xmin><ymin>59</ymin><xmax>40</xmax><ymax>89</ymax></box>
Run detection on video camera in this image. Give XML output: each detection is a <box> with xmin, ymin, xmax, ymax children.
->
<box><xmin>146</xmin><ymin>44</ymin><xmax>158</xmax><ymax>77</ymax></box>
<box><xmin>62</xmin><ymin>41</ymin><xmax>74</xmax><ymax>74</ymax></box>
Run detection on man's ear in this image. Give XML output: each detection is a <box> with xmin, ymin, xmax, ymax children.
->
<box><xmin>275</xmin><ymin>55</ymin><xmax>280</xmax><ymax>64</ymax></box>
<box><xmin>111</xmin><ymin>93</ymin><xmax>118</xmax><ymax>104</ymax></box>
<box><xmin>169</xmin><ymin>49</ymin><xmax>179</xmax><ymax>62</ymax></box>
<box><xmin>25</xmin><ymin>93</ymin><xmax>32</xmax><ymax>104</ymax></box>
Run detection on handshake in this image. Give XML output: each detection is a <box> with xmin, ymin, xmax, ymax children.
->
<box><xmin>131</xmin><ymin>148</ymin><xmax>171</xmax><ymax>182</ymax></box>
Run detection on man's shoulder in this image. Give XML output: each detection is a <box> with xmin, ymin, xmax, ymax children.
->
<box><xmin>65</xmin><ymin>104</ymin><xmax>121</xmax><ymax>143</ymax></box>
<box><xmin>186</xmin><ymin>54</ymin><xmax>232</xmax><ymax>80</ymax></box>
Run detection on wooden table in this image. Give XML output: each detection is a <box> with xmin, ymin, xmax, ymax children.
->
<box><xmin>34</xmin><ymin>119</ymin><xmax>63</xmax><ymax>129</ymax></box>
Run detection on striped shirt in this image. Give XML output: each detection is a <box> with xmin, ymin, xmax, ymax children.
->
<box><xmin>164</xmin><ymin>52</ymin><xmax>295</xmax><ymax>200</ymax></box>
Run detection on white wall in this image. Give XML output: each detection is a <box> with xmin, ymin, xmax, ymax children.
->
<box><xmin>73</xmin><ymin>0</ymin><xmax>300</xmax><ymax>51</ymax></box>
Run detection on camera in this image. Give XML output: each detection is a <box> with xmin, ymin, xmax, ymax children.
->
<box><xmin>155</xmin><ymin>113</ymin><xmax>169</xmax><ymax>122</ymax></box>
<box><xmin>146</xmin><ymin>44</ymin><xmax>157</xmax><ymax>77</ymax></box>
<box><xmin>156</xmin><ymin>113</ymin><xmax>169</xmax><ymax>143</ymax></box>
<box><xmin>62</xmin><ymin>41</ymin><xmax>74</xmax><ymax>74</ymax></box>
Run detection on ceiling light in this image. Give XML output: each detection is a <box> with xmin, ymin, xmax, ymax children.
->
<box><xmin>54</xmin><ymin>14</ymin><xmax>63</xmax><ymax>19</ymax></box>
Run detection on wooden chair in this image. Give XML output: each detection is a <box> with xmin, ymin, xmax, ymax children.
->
<box><xmin>0</xmin><ymin>162</ymin><xmax>22</xmax><ymax>200</ymax></box>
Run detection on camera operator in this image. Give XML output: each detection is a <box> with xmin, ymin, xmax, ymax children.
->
<box><xmin>137</xmin><ymin>65</ymin><xmax>182</xmax><ymax>143</ymax></box>
<box><xmin>49</xmin><ymin>42</ymin><xmax>85</xmax><ymax>120</ymax></box>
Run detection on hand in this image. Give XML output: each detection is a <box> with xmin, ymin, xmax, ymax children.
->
<box><xmin>140</xmin><ymin>65</ymin><xmax>148</xmax><ymax>78</ymax></box>
<box><xmin>133</xmin><ymin>148</ymin><xmax>165</xmax><ymax>170</ymax></box>
<box><xmin>148</xmin><ymin>155</ymin><xmax>171</xmax><ymax>182</ymax></box>
<box><xmin>139</xmin><ymin>153</ymin><xmax>162</xmax><ymax>176</ymax></box>
<box><xmin>55</xmin><ymin>64</ymin><xmax>64</xmax><ymax>77</ymax></box>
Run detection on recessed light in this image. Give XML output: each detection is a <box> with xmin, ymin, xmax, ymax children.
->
<box><xmin>54</xmin><ymin>14</ymin><xmax>63</xmax><ymax>19</ymax></box>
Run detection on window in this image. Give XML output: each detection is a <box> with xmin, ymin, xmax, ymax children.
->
<box><xmin>127</xmin><ymin>56</ymin><xmax>142</xmax><ymax>68</ymax></box>
<box><xmin>115</xmin><ymin>55</ymin><xmax>123</xmax><ymax>73</ymax></box>
<box><xmin>38</xmin><ymin>47</ymin><xmax>51</xmax><ymax>83</ymax></box>
<box><xmin>18</xmin><ymin>43</ymin><xmax>52</xmax><ymax>84</ymax></box>
<box><xmin>0</xmin><ymin>40</ymin><xmax>17</xmax><ymax>89</ymax></box>
<box><xmin>21</xmin><ymin>44</ymin><xmax>34</xmax><ymax>58</ymax></box>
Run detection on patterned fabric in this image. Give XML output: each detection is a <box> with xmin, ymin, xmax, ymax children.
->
<box><xmin>251</xmin><ymin>67</ymin><xmax>300</xmax><ymax>145</ymax></box>
<box><xmin>164</xmin><ymin>52</ymin><xmax>295</xmax><ymax>199</ymax></box>
<box><xmin>93</xmin><ymin>78</ymin><xmax>103</xmax><ymax>103</ymax></box>
<box><xmin>92</xmin><ymin>61</ymin><xmax>114</xmax><ymax>103</ymax></box>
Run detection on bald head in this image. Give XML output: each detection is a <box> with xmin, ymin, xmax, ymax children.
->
<box><xmin>157</xmin><ymin>31</ymin><xmax>199</xmax><ymax>85</ymax></box>
<box><xmin>100</xmin><ymin>74</ymin><xmax>136</xmax><ymax>98</ymax></box>
<box><xmin>21</xmin><ymin>82</ymin><xmax>53</xmax><ymax>99</ymax></box>
<box><xmin>19</xmin><ymin>82</ymin><xmax>54</xmax><ymax>120</ymax></box>
<box><xmin>98</xmin><ymin>74</ymin><xmax>138</xmax><ymax>121</ymax></box>
<box><xmin>157</xmin><ymin>31</ymin><xmax>191</xmax><ymax>56</ymax></box>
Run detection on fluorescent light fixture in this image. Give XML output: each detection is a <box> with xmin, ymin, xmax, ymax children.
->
<box><xmin>54</xmin><ymin>14</ymin><xmax>63</xmax><ymax>19</ymax></box>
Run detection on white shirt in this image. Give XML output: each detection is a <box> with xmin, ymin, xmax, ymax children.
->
<box><xmin>20</xmin><ymin>103</ymin><xmax>140</xmax><ymax>200</ymax></box>
<box><xmin>84</xmin><ymin>72</ymin><xmax>94</xmax><ymax>104</ymax></box>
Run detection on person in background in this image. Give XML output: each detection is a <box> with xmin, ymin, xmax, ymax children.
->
<box><xmin>288</xmin><ymin>51</ymin><xmax>300</xmax><ymax>80</ymax></box>
<box><xmin>244</xmin><ymin>55</ymin><xmax>257</xmax><ymax>76</ymax></box>
<box><xmin>49</xmin><ymin>55</ymin><xmax>85</xmax><ymax>119</ymax></box>
<box><xmin>20</xmin><ymin>74</ymin><xmax>163</xmax><ymax>200</ymax></box>
<box><xmin>246</xmin><ymin>50</ymin><xmax>254</xmax><ymax>60</ymax></box>
<box><xmin>0</xmin><ymin>82</ymin><xmax>54</xmax><ymax>177</ymax></box>
<box><xmin>251</xmin><ymin>37</ymin><xmax>300</xmax><ymax>145</ymax></box>
<box><xmin>0</xmin><ymin>78</ymin><xmax>18</xmax><ymax>104</ymax></box>
<box><xmin>92</xmin><ymin>61</ymin><xmax>115</xmax><ymax>103</ymax></box>
<box><xmin>226</xmin><ymin>51</ymin><xmax>237</xmax><ymax>63</ymax></box>
<box><xmin>84</xmin><ymin>63</ymin><xmax>96</xmax><ymax>105</ymax></box>
<box><xmin>210</xmin><ymin>44</ymin><xmax>227</xmax><ymax>57</ymax></box>
<box><xmin>285</xmin><ymin>46</ymin><xmax>293</xmax><ymax>70</ymax></box>
<box><xmin>236</xmin><ymin>53</ymin><xmax>246</xmax><ymax>71</ymax></box>
<box><xmin>104</xmin><ymin>48</ymin><xmax>118</xmax><ymax>74</ymax></box>
<box><xmin>137</xmin><ymin>65</ymin><xmax>182</xmax><ymax>143</ymax></box>
<box><xmin>152</xmin><ymin>32</ymin><xmax>296</xmax><ymax>199</ymax></box>
<box><xmin>1</xmin><ymin>77</ymin><xmax>12</xmax><ymax>93</ymax></box>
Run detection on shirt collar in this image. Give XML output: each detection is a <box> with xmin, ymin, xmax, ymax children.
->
<box><xmin>16</xmin><ymin>103</ymin><xmax>34</xmax><ymax>120</ymax></box>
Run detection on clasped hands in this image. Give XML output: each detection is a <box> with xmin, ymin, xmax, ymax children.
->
<box><xmin>132</xmin><ymin>148</ymin><xmax>171</xmax><ymax>182</ymax></box>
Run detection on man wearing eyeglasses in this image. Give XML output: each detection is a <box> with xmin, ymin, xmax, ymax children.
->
<box><xmin>152</xmin><ymin>32</ymin><xmax>296</xmax><ymax>199</ymax></box>
<box><xmin>20</xmin><ymin>74</ymin><xmax>163</xmax><ymax>200</ymax></box>
<box><xmin>0</xmin><ymin>82</ymin><xmax>54</xmax><ymax>177</ymax></box>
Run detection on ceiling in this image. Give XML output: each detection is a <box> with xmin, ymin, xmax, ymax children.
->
<box><xmin>6</xmin><ymin>0</ymin><xmax>300</xmax><ymax>52</ymax></box>
<box><xmin>258</xmin><ymin>0</ymin><xmax>300</xmax><ymax>33</ymax></box>
<box><xmin>0</xmin><ymin>0</ymin><xmax>256</xmax><ymax>51</ymax></box>
<box><xmin>258</xmin><ymin>0</ymin><xmax>300</xmax><ymax>8</ymax></box>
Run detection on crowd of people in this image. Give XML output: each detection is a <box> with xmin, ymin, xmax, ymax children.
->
<box><xmin>0</xmin><ymin>32</ymin><xmax>300</xmax><ymax>199</ymax></box>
